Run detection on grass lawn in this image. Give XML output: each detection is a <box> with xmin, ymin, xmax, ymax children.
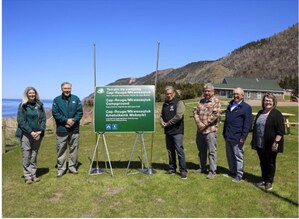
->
<box><xmin>2</xmin><ymin>101</ymin><xmax>298</xmax><ymax>218</ymax></box>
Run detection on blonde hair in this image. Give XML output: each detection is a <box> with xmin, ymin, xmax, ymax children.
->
<box><xmin>21</xmin><ymin>87</ymin><xmax>41</xmax><ymax>107</ymax></box>
<box><xmin>262</xmin><ymin>93</ymin><xmax>277</xmax><ymax>109</ymax></box>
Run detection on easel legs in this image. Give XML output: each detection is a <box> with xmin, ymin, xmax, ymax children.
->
<box><xmin>88</xmin><ymin>133</ymin><xmax>114</xmax><ymax>176</ymax></box>
<box><xmin>126</xmin><ymin>132</ymin><xmax>150</xmax><ymax>175</ymax></box>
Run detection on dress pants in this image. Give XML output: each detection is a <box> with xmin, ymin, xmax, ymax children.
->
<box><xmin>225</xmin><ymin>140</ymin><xmax>244</xmax><ymax>178</ymax></box>
<box><xmin>257</xmin><ymin>148</ymin><xmax>278</xmax><ymax>183</ymax></box>
<box><xmin>196</xmin><ymin>131</ymin><xmax>217</xmax><ymax>173</ymax></box>
<box><xmin>21</xmin><ymin>133</ymin><xmax>42</xmax><ymax>180</ymax></box>
<box><xmin>165</xmin><ymin>134</ymin><xmax>187</xmax><ymax>173</ymax></box>
<box><xmin>56</xmin><ymin>132</ymin><xmax>79</xmax><ymax>174</ymax></box>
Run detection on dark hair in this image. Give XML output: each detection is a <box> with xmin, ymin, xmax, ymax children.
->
<box><xmin>262</xmin><ymin>93</ymin><xmax>277</xmax><ymax>109</ymax></box>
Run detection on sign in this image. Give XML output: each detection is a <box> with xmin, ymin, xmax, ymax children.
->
<box><xmin>94</xmin><ymin>85</ymin><xmax>155</xmax><ymax>133</ymax></box>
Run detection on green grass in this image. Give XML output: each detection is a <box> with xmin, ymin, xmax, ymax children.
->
<box><xmin>2</xmin><ymin>103</ymin><xmax>298</xmax><ymax>218</ymax></box>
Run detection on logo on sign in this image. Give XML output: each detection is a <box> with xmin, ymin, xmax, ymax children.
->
<box><xmin>112</xmin><ymin>124</ymin><xmax>118</xmax><ymax>130</ymax></box>
<box><xmin>97</xmin><ymin>88</ymin><xmax>105</xmax><ymax>94</ymax></box>
<box><xmin>106</xmin><ymin>124</ymin><xmax>111</xmax><ymax>130</ymax></box>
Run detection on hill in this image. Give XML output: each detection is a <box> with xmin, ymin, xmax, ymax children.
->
<box><xmin>108</xmin><ymin>23</ymin><xmax>298</xmax><ymax>86</ymax></box>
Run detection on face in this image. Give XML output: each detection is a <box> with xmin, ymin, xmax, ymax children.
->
<box><xmin>27</xmin><ymin>89</ymin><xmax>36</xmax><ymax>101</ymax></box>
<box><xmin>165</xmin><ymin>89</ymin><xmax>175</xmax><ymax>101</ymax></box>
<box><xmin>233</xmin><ymin>88</ymin><xmax>244</xmax><ymax>103</ymax></box>
<box><xmin>61</xmin><ymin>84</ymin><xmax>72</xmax><ymax>97</ymax></box>
<box><xmin>263</xmin><ymin>97</ymin><xmax>274</xmax><ymax>109</ymax></box>
<box><xmin>204</xmin><ymin>88</ymin><xmax>214</xmax><ymax>99</ymax></box>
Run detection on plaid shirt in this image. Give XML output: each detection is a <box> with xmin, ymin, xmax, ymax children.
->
<box><xmin>194</xmin><ymin>95</ymin><xmax>221</xmax><ymax>134</ymax></box>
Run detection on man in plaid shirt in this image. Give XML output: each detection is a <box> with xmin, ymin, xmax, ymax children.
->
<box><xmin>193</xmin><ymin>83</ymin><xmax>221</xmax><ymax>179</ymax></box>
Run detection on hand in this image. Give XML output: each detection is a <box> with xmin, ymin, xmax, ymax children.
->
<box><xmin>31</xmin><ymin>131</ymin><xmax>40</xmax><ymax>140</ymax></box>
<box><xmin>160</xmin><ymin>121</ymin><xmax>167</xmax><ymax>128</ymax></box>
<box><xmin>66</xmin><ymin>118</ymin><xmax>75</xmax><ymax>127</ymax></box>
<box><xmin>272</xmin><ymin>142</ymin><xmax>279</xmax><ymax>152</ymax></box>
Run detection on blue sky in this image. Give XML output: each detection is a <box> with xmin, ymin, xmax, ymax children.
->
<box><xmin>2</xmin><ymin>0</ymin><xmax>298</xmax><ymax>99</ymax></box>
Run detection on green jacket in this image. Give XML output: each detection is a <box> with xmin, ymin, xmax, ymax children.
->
<box><xmin>16</xmin><ymin>101</ymin><xmax>47</xmax><ymax>137</ymax></box>
<box><xmin>52</xmin><ymin>94</ymin><xmax>83</xmax><ymax>133</ymax></box>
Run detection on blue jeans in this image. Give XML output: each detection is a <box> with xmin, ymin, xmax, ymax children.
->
<box><xmin>165</xmin><ymin>134</ymin><xmax>187</xmax><ymax>173</ymax></box>
<box><xmin>225</xmin><ymin>140</ymin><xmax>244</xmax><ymax>178</ymax></box>
<box><xmin>196</xmin><ymin>131</ymin><xmax>217</xmax><ymax>173</ymax></box>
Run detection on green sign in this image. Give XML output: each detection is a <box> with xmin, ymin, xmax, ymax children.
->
<box><xmin>94</xmin><ymin>85</ymin><xmax>155</xmax><ymax>133</ymax></box>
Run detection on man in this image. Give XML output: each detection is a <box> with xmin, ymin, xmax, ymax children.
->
<box><xmin>52</xmin><ymin>82</ymin><xmax>83</xmax><ymax>177</ymax></box>
<box><xmin>223</xmin><ymin>87</ymin><xmax>252</xmax><ymax>183</ymax></box>
<box><xmin>160</xmin><ymin>86</ymin><xmax>187</xmax><ymax>180</ymax></box>
<box><xmin>193</xmin><ymin>83</ymin><xmax>221</xmax><ymax>179</ymax></box>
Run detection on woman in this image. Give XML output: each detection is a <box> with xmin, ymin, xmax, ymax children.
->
<box><xmin>251</xmin><ymin>93</ymin><xmax>285</xmax><ymax>191</ymax></box>
<box><xmin>16</xmin><ymin>87</ymin><xmax>46</xmax><ymax>184</ymax></box>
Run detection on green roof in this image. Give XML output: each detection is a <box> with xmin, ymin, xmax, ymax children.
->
<box><xmin>213</xmin><ymin>77</ymin><xmax>284</xmax><ymax>92</ymax></box>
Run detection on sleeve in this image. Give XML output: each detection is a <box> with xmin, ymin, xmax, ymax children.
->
<box><xmin>52</xmin><ymin>98</ymin><xmax>68</xmax><ymax>123</ymax></box>
<box><xmin>166</xmin><ymin>100</ymin><xmax>185</xmax><ymax>126</ymax></box>
<box><xmin>208</xmin><ymin>99</ymin><xmax>221</xmax><ymax>126</ymax></box>
<box><xmin>275</xmin><ymin>110</ymin><xmax>285</xmax><ymax>136</ymax></box>
<box><xmin>241</xmin><ymin>104</ymin><xmax>252</xmax><ymax>140</ymax></box>
<box><xmin>17</xmin><ymin>104</ymin><xmax>33</xmax><ymax>134</ymax></box>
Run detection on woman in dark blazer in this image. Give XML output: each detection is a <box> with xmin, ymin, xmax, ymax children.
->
<box><xmin>251</xmin><ymin>93</ymin><xmax>285</xmax><ymax>191</ymax></box>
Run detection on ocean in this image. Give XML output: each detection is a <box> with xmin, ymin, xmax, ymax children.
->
<box><xmin>2</xmin><ymin>99</ymin><xmax>53</xmax><ymax>118</ymax></box>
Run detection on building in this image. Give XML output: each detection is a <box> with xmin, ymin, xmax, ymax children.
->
<box><xmin>213</xmin><ymin>77</ymin><xmax>284</xmax><ymax>100</ymax></box>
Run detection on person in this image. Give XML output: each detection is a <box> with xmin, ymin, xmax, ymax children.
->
<box><xmin>193</xmin><ymin>83</ymin><xmax>221</xmax><ymax>179</ymax></box>
<box><xmin>223</xmin><ymin>87</ymin><xmax>252</xmax><ymax>183</ymax></box>
<box><xmin>160</xmin><ymin>86</ymin><xmax>188</xmax><ymax>179</ymax></box>
<box><xmin>16</xmin><ymin>87</ymin><xmax>46</xmax><ymax>184</ymax></box>
<box><xmin>251</xmin><ymin>93</ymin><xmax>285</xmax><ymax>191</ymax></box>
<box><xmin>52</xmin><ymin>82</ymin><xmax>83</xmax><ymax>177</ymax></box>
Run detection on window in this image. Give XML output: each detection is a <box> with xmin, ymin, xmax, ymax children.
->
<box><xmin>247</xmin><ymin>91</ymin><xmax>251</xmax><ymax>98</ymax></box>
<box><xmin>257</xmin><ymin>92</ymin><xmax>262</xmax><ymax>99</ymax></box>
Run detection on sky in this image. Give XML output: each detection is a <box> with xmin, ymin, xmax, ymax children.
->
<box><xmin>2</xmin><ymin>0</ymin><xmax>298</xmax><ymax>100</ymax></box>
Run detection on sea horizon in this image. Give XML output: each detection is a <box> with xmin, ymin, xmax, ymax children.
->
<box><xmin>2</xmin><ymin>98</ymin><xmax>53</xmax><ymax>118</ymax></box>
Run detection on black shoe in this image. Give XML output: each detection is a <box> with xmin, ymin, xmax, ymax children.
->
<box><xmin>265</xmin><ymin>182</ymin><xmax>273</xmax><ymax>191</ymax></box>
<box><xmin>256</xmin><ymin>181</ymin><xmax>265</xmax><ymax>188</ymax></box>
<box><xmin>165</xmin><ymin>169</ymin><xmax>176</xmax><ymax>175</ymax></box>
<box><xmin>232</xmin><ymin>176</ymin><xmax>242</xmax><ymax>183</ymax></box>
<box><xmin>181</xmin><ymin>172</ymin><xmax>187</xmax><ymax>180</ymax></box>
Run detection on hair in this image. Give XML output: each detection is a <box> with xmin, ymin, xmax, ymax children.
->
<box><xmin>61</xmin><ymin>82</ymin><xmax>72</xmax><ymax>89</ymax></box>
<box><xmin>262</xmin><ymin>93</ymin><xmax>277</xmax><ymax>109</ymax></box>
<box><xmin>165</xmin><ymin>85</ymin><xmax>175</xmax><ymax>92</ymax></box>
<box><xmin>203</xmin><ymin>83</ymin><xmax>214</xmax><ymax>90</ymax></box>
<box><xmin>234</xmin><ymin>87</ymin><xmax>244</xmax><ymax>96</ymax></box>
<box><xmin>21</xmin><ymin>86</ymin><xmax>41</xmax><ymax>107</ymax></box>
